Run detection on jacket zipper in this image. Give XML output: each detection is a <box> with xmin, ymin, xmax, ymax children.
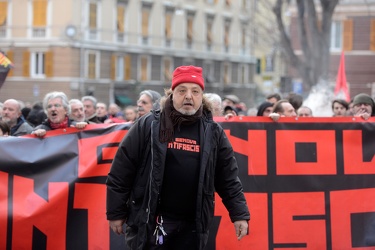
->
<box><xmin>146</xmin><ymin>121</ymin><xmax>154</xmax><ymax>223</ymax></box>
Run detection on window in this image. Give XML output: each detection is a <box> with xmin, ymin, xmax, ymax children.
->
<box><xmin>30</xmin><ymin>51</ymin><xmax>53</xmax><ymax>78</ymax></box>
<box><xmin>87</xmin><ymin>52</ymin><xmax>99</xmax><ymax>79</ymax></box>
<box><xmin>330</xmin><ymin>21</ymin><xmax>342</xmax><ymax>50</ymax></box>
<box><xmin>241</xmin><ymin>26</ymin><xmax>247</xmax><ymax>51</ymax></box>
<box><xmin>116</xmin><ymin>56</ymin><xmax>124</xmax><ymax>80</ymax></box>
<box><xmin>88</xmin><ymin>1</ymin><xmax>99</xmax><ymax>40</ymax></box>
<box><xmin>32</xmin><ymin>0</ymin><xmax>47</xmax><ymax>37</ymax></box>
<box><xmin>140</xmin><ymin>56</ymin><xmax>148</xmax><ymax>81</ymax></box>
<box><xmin>141</xmin><ymin>8</ymin><xmax>150</xmax><ymax>43</ymax></box>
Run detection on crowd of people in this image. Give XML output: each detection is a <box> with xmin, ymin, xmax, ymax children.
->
<box><xmin>0</xmin><ymin>83</ymin><xmax>374</xmax><ymax>137</ymax></box>
<box><xmin>1</xmin><ymin>64</ymin><xmax>374</xmax><ymax>249</ymax></box>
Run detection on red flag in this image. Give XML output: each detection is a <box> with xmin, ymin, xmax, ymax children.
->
<box><xmin>334</xmin><ymin>51</ymin><xmax>350</xmax><ymax>102</ymax></box>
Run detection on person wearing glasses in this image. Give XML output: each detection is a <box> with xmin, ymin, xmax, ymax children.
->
<box><xmin>33</xmin><ymin>91</ymin><xmax>87</xmax><ymax>137</ymax></box>
<box><xmin>2</xmin><ymin>98</ymin><xmax>33</xmax><ymax>136</ymax></box>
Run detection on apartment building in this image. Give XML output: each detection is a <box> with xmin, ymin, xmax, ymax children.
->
<box><xmin>0</xmin><ymin>0</ymin><xmax>266</xmax><ymax>107</ymax></box>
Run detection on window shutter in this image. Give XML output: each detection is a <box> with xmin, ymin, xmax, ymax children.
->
<box><xmin>370</xmin><ymin>19</ymin><xmax>375</xmax><ymax>51</ymax></box>
<box><xmin>45</xmin><ymin>51</ymin><xmax>53</xmax><ymax>77</ymax></box>
<box><xmin>165</xmin><ymin>13</ymin><xmax>172</xmax><ymax>40</ymax></box>
<box><xmin>117</xmin><ymin>6</ymin><xmax>125</xmax><ymax>33</ymax></box>
<box><xmin>207</xmin><ymin>21</ymin><xmax>213</xmax><ymax>45</ymax></box>
<box><xmin>164</xmin><ymin>59</ymin><xmax>172</xmax><ymax>81</ymax></box>
<box><xmin>33</xmin><ymin>0</ymin><xmax>47</xmax><ymax>26</ymax></box>
<box><xmin>88</xmin><ymin>54</ymin><xmax>96</xmax><ymax>79</ymax></box>
<box><xmin>111</xmin><ymin>54</ymin><xmax>116</xmax><ymax>80</ymax></box>
<box><xmin>89</xmin><ymin>3</ymin><xmax>97</xmax><ymax>29</ymax></box>
<box><xmin>124</xmin><ymin>55</ymin><xmax>131</xmax><ymax>80</ymax></box>
<box><xmin>187</xmin><ymin>18</ymin><xmax>193</xmax><ymax>42</ymax></box>
<box><xmin>142</xmin><ymin>10</ymin><xmax>149</xmax><ymax>37</ymax></box>
<box><xmin>224</xmin><ymin>25</ymin><xmax>230</xmax><ymax>47</ymax></box>
<box><xmin>141</xmin><ymin>56</ymin><xmax>147</xmax><ymax>81</ymax></box>
<box><xmin>0</xmin><ymin>2</ymin><xmax>7</xmax><ymax>26</ymax></box>
<box><xmin>23</xmin><ymin>51</ymin><xmax>30</xmax><ymax>77</ymax></box>
<box><xmin>343</xmin><ymin>19</ymin><xmax>353</xmax><ymax>51</ymax></box>
<box><xmin>6</xmin><ymin>50</ymin><xmax>13</xmax><ymax>77</ymax></box>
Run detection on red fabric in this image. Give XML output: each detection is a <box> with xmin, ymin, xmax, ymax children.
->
<box><xmin>49</xmin><ymin>116</ymin><xmax>69</xmax><ymax>129</ymax></box>
<box><xmin>334</xmin><ymin>51</ymin><xmax>350</xmax><ymax>102</ymax></box>
<box><xmin>171</xmin><ymin>65</ymin><xmax>204</xmax><ymax>90</ymax></box>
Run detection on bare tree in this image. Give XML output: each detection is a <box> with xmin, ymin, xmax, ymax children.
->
<box><xmin>273</xmin><ymin>0</ymin><xmax>339</xmax><ymax>91</ymax></box>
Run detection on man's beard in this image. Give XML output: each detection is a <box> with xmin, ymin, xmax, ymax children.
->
<box><xmin>176</xmin><ymin>108</ymin><xmax>197</xmax><ymax>116</ymax></box>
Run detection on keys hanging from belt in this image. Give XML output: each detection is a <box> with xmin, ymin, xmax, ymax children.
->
<box><xmin>153</xmin><ymin>215</ymin><xmax>167</xmax><ymax>245</ymax></box>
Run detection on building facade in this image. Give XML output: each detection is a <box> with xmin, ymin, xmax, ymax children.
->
<box><xmin>0</xmin><ymin>0</ymin><xmax>272</xmax><ymax>108</ymax></box>
<box><xmin>288</xmin><ymin>0</ymin><xmax>375</xmax><ymax>98</ymax></box>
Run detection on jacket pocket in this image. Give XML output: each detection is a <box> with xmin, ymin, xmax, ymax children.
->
<box><xmin>127</xmin><ymin>186</ymin><xmax>146</xmax><ymax>226</ymax></box>
<box><xmin>201</xmin><ymin>190</ymin><xmax>215</xmax><ymax>231</ymax></box>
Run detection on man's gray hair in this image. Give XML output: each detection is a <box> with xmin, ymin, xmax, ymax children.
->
<box><xmin>43</xmin><ymin>91</ymin><xmax>71</xmax><ymax>114</ymax></box>
<box><xmin>81</xmin><ymin>96</ymin><xmax>98</xmax><ymax>106</ymax></box>
<box><xmin>139</xmin><ymin>90</ymin><xmax>161</xmax><ymax>110</ymax></box>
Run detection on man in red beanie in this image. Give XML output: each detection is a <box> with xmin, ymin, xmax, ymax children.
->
<box><xmin>107</xmin><ymin>65</ymin><xmax>250</xmax><ymax>249</ymax></box>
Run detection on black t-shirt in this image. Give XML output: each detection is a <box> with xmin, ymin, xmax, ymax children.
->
<box><xmin>159</xmin><ymin>121</ymin><xmax>201</xmax><ymax>221</ymax></box>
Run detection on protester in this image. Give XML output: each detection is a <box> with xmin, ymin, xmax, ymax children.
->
<box><xmin>69</xmin><ymin>99</ymin><xmax>86</xmax><ymax>122</ymax></box>
<box><xmin>222</xmin><ymin>94</ymin><xmax>240</xmax><ymax>109</ymax></box>
<box><xmin>96</xmin><ymin>102</ymin><xmax>109</xmax><ymax>123</ymax></box>
<box><xmin>256</xmin><ymin>101</ymin><xmax>274</xmax><ymax>117</ymax></box>
<box><xmin>82</xmin><ymin>96</ymin><xmax>102</xmax><ymax>123</ymax></box>
<box><xmin>26</xmin><ymin>101</ymin><xmax>47</xmax><ymax>127</ymax></box>
<box><xmin>123</xmin><ymin>105</ymin><xmax>138</xmax><ymax>122</ymax></box>
<box><xmin>0</xmin><ymin>120</ymin><xmax>10</xmax><ymax>136</ymax></box>
<box><xmin>269</xmin><ymin>99</ymin><xmax>297</xmax><ymax>121</ymax></box>
<box><xmin>297</xmin><ymin>106</ymin><xmax>313</xmax><ymax>117</ymax></box>
<box><xmin>287</xmin><ymin>92</ymin><xmax>303</xmax><ymax>112</ymax></box>
<box><xmin>106</xmin><ymin>65</ymin><xmax>250</xmax><ymax>249</ymax></box>
<box><xmin>33</xmin><ymin>91</ymin><xmax>87</xmax><ymax>137</ymax></box>
<box><xmin>104</xmin><ymin>103</ymin><xmax>126</xmax><ymax>123</ymax></box>
<box><xmin>204</xmin><ymin>93</ymin><xmax>223</xmax><ymax>116</ymax></box>
<box><xmin>331</xmin><ymin>99</ymin><xmax>349</xmax><ymax>117</ymax></box>
<box><xmin>351</xmin><ymin>93</ymin><xmax>374</xmax><ymax>120</ymax></box>
<box><xmin>136</xmin><ymin>89</ymin><xmax>161</xmax><ymax>118</ymax></box>
<box><xmin>266</xmin><ymin>93</ymin><xmax>281</xmax><ymax>104</ymax></box>
<box><xmin>2</xmin><ymin>99</ymin><xmax>33</xmax><ymax>136</ymax></box>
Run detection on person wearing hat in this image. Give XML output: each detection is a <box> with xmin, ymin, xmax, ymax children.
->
<box><xmin>106</xmin><ymin>65</ymin><xmax>250</xmax><ymax>249</ymax></box>
<box><xmin>352</xmin><ymin>93</ymin><xmax>375</xmax><ymax>120</ymax></box>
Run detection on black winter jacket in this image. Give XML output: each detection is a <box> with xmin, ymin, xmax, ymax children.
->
<box><xmin>106</xmin><ymin>109</ymin><xmax>250</xmax><ymax>249</ymax></box>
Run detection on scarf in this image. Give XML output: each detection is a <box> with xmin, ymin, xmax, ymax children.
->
<box><xmin>159</xmin><ymin>95</ymin><xmax>203</xmax><ymax>143</ymax></box>
<box><xmin>49</xmin><ymin>116</ymin><xmax>69</xmax><ymax>129</ymax></box>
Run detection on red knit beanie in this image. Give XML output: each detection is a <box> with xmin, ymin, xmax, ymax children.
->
<box><xmin>171</xmin><ymin>65</ymin><xmax>205</xmax><ymax>90</ymax></box>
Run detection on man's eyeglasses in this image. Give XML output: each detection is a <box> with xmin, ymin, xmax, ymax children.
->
<box><xmin>47</xmin><ymin>104</ymin><xmax>63</xmax><ymax>109</ymax></box>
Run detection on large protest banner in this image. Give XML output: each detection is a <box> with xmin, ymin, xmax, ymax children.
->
<box><xmin>0</xmin><ymin>117</ymin><xmax>375</xmax><ymax>250</ymax></box>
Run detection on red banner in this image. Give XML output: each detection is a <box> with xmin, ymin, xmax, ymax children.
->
<box><xmin>0</xmin><ymin>118</ymin><xmax>375</xmax><ymax>250</ymax></box>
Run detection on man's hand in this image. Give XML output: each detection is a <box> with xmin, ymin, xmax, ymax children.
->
<box><xmin>32</xmin><ymin>129</ymin><xmax>47</xmax><ymax>137</ymax></box>
<box><xmin>109</xmin><ymin>219</ymin><xmax>125</xmax><ymax>235</ymax></box>
<box><xmin>234</xmin><ymin>220</ymin><xmax>249</xmax><ymax>241</ymax></box>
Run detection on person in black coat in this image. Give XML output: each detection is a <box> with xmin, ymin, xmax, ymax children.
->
<box><xmin>106</xmin><ymin>65</ymin><xmax>250</xmax><ymax>250</ymax></box>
